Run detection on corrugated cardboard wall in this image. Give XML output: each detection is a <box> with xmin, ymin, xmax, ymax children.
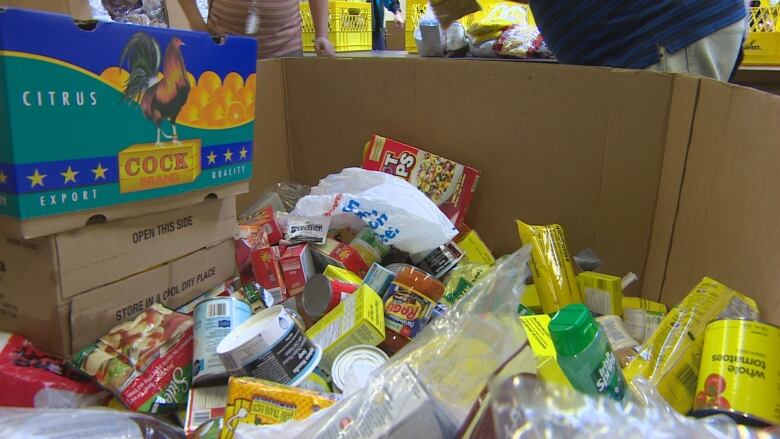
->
<box><xmin>662</xmin><ymin>80</ymin><xmax>780</xmax><ymax>325</ymax></box>
<box><xmin>246</xmin><ymin>57</ymin><xmax>693</xmax><ymax>299</ymax></box>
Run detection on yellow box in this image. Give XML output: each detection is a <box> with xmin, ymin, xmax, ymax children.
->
<box><xmin>578</xmin><ymin>272</ymin><xmax>623</xmax><ymax>316</ymax></box>
<box><xmin>323</xmin><ymin>264</ymin><xmax>364</xmax><ymax>285</ymax></box>
<box><xmin>521</xmin><ymin>284</ymin><xmax>542</xmax><ymax>314</ymax></box>
<box><xmin>621</xmin><ymin>296</ymin><xmax>667</xmax><ymax>343</ymax></box>
<box><xmin>456</xmin><ymin>230</ymin><xmax>495</xmax><ymax>266</ymax></box>
<box><xmin>221</xmin><ymin>377</ymin><xmax>335</xmax><ymax>439</ymax></box>
<box><xmin>306</xmin><ymin>285</ymin><xmax>385</xmax><ymax>371</ymax></box>
<box><xmin>118</xmin><ymin>139</ymin><xmax>202</xmax><ymax>193</ymax></box>
<box><xmin>519</xmin><ymin>314</ymin><xmax>571</xmax><ymax>388</ymax></box>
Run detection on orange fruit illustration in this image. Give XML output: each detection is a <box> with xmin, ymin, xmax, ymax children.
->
<box><xmin>198</xmin><ymin>71</ymin><xmax>222</xmax><ymax>94</ymax></box>
<box><xmin>224</xmin><ymin>72</ymin><xmax>244</xmax><ymax>94</ymax></box>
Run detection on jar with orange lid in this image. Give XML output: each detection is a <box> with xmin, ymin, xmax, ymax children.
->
<box><xmin>379</xmin><ymin>265</ymin><xmax>445</xmax><ymax>355</ymax></box>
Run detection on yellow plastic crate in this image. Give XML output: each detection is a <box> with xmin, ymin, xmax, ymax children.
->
<box><xmin>405</xmin><ymin>0</ymin><xmax>533</xmax><ymax>53</ymax></box>
<box><xmin>743</xmin><ymin>5</ymin><xmax>780</xmax><ymax>65</ymax></box>
<box><xmin>301</xmin><ymin>1</ymin><xmax>373</xmax><ymax>52</ymax></box>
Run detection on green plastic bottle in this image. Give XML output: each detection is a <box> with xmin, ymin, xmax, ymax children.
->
<box><xmin>548</xmin><ymin>303</ymin><xmax>627</xmax><ymax>401</ymax></box>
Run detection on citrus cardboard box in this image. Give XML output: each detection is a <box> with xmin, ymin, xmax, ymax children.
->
<box><xmin>0</xmin><ymin>8</ymin><xmax>256</xmax><ymax>238</ymax></box>
<box><xmin>0</xmin><ymin>219</ymin><xmax>237</xmax><ymax>356</ymax></box>
<box><xmin>243</xmin><ymin>57</ymin><xmax>780</xmax><ymax>325</ymax></box>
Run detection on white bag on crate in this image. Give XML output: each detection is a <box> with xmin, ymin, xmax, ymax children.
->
<box><xmin>290</xmin><ymin>168</ymin><xmax>457</xmax><ymax>254</ymax></box>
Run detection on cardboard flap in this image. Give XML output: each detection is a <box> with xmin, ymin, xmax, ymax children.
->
<box><xmin>662</xmin><ymin>80</ymin><xmax>780</xmax><ymax>325</ymax></box>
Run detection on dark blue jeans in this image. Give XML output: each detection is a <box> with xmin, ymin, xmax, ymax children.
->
<box><xmin>373</xmin><ymin>26</ymin><xmax>386</xmax><ymax>50</ymax></box>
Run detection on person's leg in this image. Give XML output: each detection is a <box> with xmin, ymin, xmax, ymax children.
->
<box><xmin>647</xmin><ymin>19</ymin><xmax>746</xmax><ymax>80</ymax></box>
<box><xmin>373</xmin><ymin>26</ymin><xmax>387</xmax><ymax>50</ymax></box>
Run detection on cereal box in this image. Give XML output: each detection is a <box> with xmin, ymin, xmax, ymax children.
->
<box><xmin>280</xmin><ymin>244</ymin><xmax>315</xmax><ymax>296</ymax></box>
<box><xmin>0</xmin><ymin>9</ymin><xmax>256</xmax><ymax>236</ymax></box>
<box><xmin>362</xmin><ymin>134</ymin><xmax>480</xmax><ymax>227</ymax></box>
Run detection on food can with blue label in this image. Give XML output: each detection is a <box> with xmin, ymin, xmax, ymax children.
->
<box><xmin>193</xmin><ymin>298</ymin><xmax>253</xmax><ymax>386</ymax></box>
<box><xmin>216</xmin><ymin>305</ymin><xmax>322</xmax><ymax>386</ymax></box>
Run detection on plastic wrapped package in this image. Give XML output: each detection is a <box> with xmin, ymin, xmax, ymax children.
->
<box><xmin>0</xmin><ymin>332</ymin><xmax>109</xmax><ymax>408</ymax></box>
<box><xmin>493</xmin><ymin>25</ymin><xmax>554</xmax><ymax>59</ymax></box>
<box><xmin>446</xmin><ymin>23</ymin><xmax>469</xmax><ymax>57</ymax></box>
<box><xmin>415</xmin><ymin>7</ymin><xmax>447</xmax><ymax>57</ymax></box>
<box><xmin>90</xmin><ymin>0</ymin><xmax>169</xmax><ymax>27</ymax></box>
<box><xmin>487</xmin><ymin>376</ymin><xmax>772</xmax><ymax>439</ymax></box>
<box><xmin>233</xmin><ymin>246</ymin><xmax>531</xmax><ymax>439</ymax></box>
<box><xmin>291</xmin><ymin>168</ymin><xmax>457</xmax><ymax>254</ymax></box>
<box><xmin>0</xmin><ymin>408</ymin><xmax>185</xmax><ymax>439</ymax></box>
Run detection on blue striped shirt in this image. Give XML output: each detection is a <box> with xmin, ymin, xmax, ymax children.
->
<box><xmin>529</xmin><ymin>0</ymin><xmax>747</xmax><ymax>69</ymax></box>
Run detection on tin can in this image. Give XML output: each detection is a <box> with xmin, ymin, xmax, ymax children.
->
<box><xmin>350</xmin><ymin>227</ymin><xmax>390</xmax><ymax>267</ymax></box>
<box><xmin>410</xmin><ymin>241</ymin><xmax>464</xmax><ymax>279</ymax></box>
<box><xmin>332</xmin><ymin>345</ymin><xmax>389</xmax><ymax>395</ymax></box>
<box><xmin>303</xmin><ymin>274</ymin><xmax>359</xmax><ymax>318</ymax></box>
<box><xmin>692</xmin><ymin>319</ymin><xmax>780</xmax><ymax>426</ymax></box>
<box><xmin>193</xmin><ymin>298</ymin><xmax>252</xmax><ymax>386</ymax></box>
<box><xmin>216</xmin><ymin>305</ymin><xmax>321</xmax><ymax>386</ymax></box>
<box><xmin>362</xmin><ymin>263</ymin><xmax>396</xmax><ymax>300</ymax></box>
<box><xmin>297</xmin><ymin>367</ymin><xmax>333</xmax><ymax>394</ymax></box>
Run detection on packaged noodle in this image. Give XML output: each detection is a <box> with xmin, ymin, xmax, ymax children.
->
<box><xmin>73</xmin><ymin>304</ymin><xmax>194</xmax><ymax>414</ymax></box>
<box><xmin>624</xmin><ymin>277</ymin><xmax>759</xmax><ymax>414</ymax></box>
<box><xmin>516</xmin><ymin>220</ymin><xmax>583</xmax><ymax>314</ymax></box>
<box><xmin>221</xmin><ymin>376</ymin><xmax>337</xmax><ymax>439</ymax></box>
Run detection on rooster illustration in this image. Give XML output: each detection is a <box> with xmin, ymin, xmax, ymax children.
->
<box><xmin>121</xmin><ymin>32</ymin><xmax>190</xmax><ymax>146</ymax></box>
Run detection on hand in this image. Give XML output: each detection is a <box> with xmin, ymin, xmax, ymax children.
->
<box><xmin>394</xmin><ymin>11</ymin><xmax>405</xmax><ymax>30</ymax></box>
<box><xmin>315</xmin><ymin>36</ymin><xmax>336</xmax><ymax>57</ymax></box>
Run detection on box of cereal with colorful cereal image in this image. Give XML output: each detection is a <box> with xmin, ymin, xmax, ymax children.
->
<box><xmin>362</xmin><ymin>134</ymin><xmax>480</xmax><ymax>228</ymax></box>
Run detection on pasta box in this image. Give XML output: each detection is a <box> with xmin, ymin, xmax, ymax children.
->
<box><xmin>362</xmin><ymin>134</ymin><xmax>480</xmax><ymax>228</ymax></box>
<box><xmin>0</xmin><ymin>8</ymin><xmax>256</xmax><ymax>238</ymax></box>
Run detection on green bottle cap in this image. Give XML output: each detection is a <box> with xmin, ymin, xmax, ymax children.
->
<box><xmin>548</xmin><ymin>303</ymin><xmax>598</xmax><ymax>356</ymax></box>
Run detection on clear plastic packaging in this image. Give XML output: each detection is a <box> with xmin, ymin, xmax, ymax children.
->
<box><xmin>280</xmin><ymin>246</ymin><xmax>533</xmax><ymax>438</ymax></box>
<box><xmin>0</xmin><ymin>408</ymin><xmax>185</xmax><ymax>439</ymax></box>
<box><xmin>488</xmin><ymin>376</ymin><xmax>772</xmax><ymax>439</ymax></box>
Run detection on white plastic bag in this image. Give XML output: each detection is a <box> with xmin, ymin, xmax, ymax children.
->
<box><xmin>290</xmin><ymin>168</ymin><xmax>457</xmax><ymax>254</ymax></box>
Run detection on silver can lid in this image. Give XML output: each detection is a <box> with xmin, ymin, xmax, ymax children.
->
<box><xmin>331</xmin><ymin>345</ymin><xmax>389</xmax><ymax>395</ymax></box>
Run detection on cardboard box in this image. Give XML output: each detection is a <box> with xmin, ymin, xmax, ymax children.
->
<box><xmin>249</xmin><ymin>245</ymin><xmax>286</xmax><ymax>302</ymax></box>
<box><xmin>0</xmin><ymin>197</ymin><xmax>237</xmax><ymax>302</ymax></box>
<box><xmin>242</xmin><ymin>57</ymin><xmax>780</xmax><ymax>325</ymax></box>
<box><xmin>0</xmin><ymin>239</ymin><xmax>236</xmax><ymax>356</ymax></box>
<box><xmin>306</xmin><ymin>285</ymin><xmax>385</xmax><ymax>372</ymax></box>
<box><xmin>280</xmin><ymin>244</ymin><xmax>315</xmax><ymax>296</ymax></box>
<box><xmin>311</xmin><ymin>238</ymin><xmax>369</xmax><ymax>278</ymax></box>
<box><xmin>362</xmin><ymin>134</ymin><xmax>480</xmax><ymax>228</ymax></box>
<box><xmin>0</xmin><ymin>8</ymin><xmax>256</xmax><ymax>238</ymax></box>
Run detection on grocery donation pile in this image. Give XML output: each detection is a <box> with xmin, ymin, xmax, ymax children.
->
<box><xmin>1</xmin><ymin>133</ymin><xmax>778</xmax><ymax>439</ymax></box>
<box><xmin>415</xmin><ymin>1</ymin><xmax>555</xmax><ymax>59</ymax></box>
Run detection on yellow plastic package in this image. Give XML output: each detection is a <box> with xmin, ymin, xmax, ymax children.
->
<box><xmin>516</xmin><ymin>220</ymin><xmax>583</xmax><ymax>314</ymax></box>
<box><xmin>444</xmin><ymin>263</ymin><xmax>494</xmax><ymax>305</ymax></box>
<box><xmin>221</xmin><ymin>376</ymin><xmax>336</xmax><ymax>439</ymax></box>
<box><xmin>624</xmin><ymin>277</ymin><xmax>759</xmax><ymax>414</ymax></box>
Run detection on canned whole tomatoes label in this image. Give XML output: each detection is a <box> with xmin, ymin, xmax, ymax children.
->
<box><xmin>383</xmin><ymin>285</ymin><xmax>436</xmax><ymax>339</ymax></box>
<box><xmin>693</xmin><ymin>319</ymin><xmax>780</xmax><ymax>426</ymax></box>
